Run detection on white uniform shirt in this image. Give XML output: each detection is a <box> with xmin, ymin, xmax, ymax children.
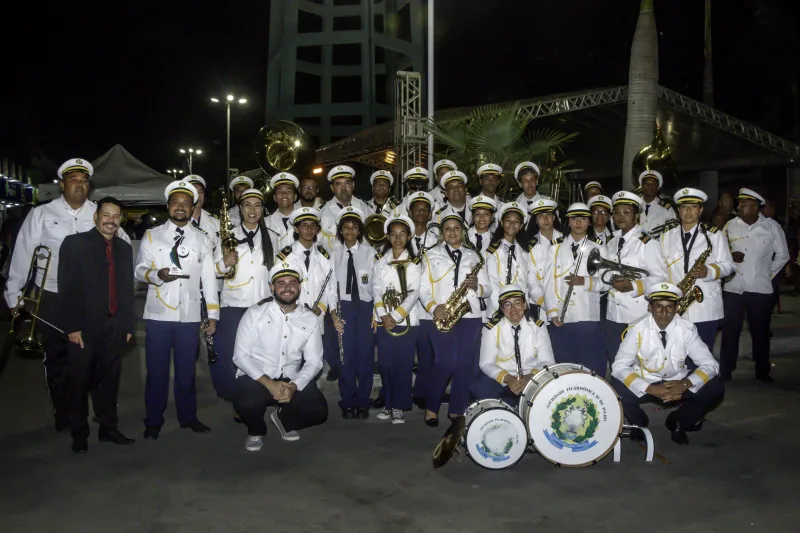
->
<box><xmin>365</xmin><ymin>197</ymin><xmax>399</xmax><ymax>216</ymax></box>
<box><xmin>611</xmin><ymin>314</ymin><xmax>719</xmax><ymax>397</ymax></box>
<box><xmin>420</xmin><ymin>243</ymin><xmax>490</xmax><ymax>320</ymax></box>
<box><xmin>293</xmin><ymin>198</ymin><xmax>325</xmax><ymax>211</ymax></box>
<box><xmin>410</xmin><ymin>227</ymin><xmax>440</xmax><ymax>256</ymax></box>
<box><xmin>276</xmin><ymin>241</ymin><xmax>336</xmax><ymax>317</ymax></box>
<box><xmin>603</xmin><ymin>226</ymin><xmax>667</xmax><ymax>324</ymax></box>
<box><xmin>233</xmin><ymin>300</ymin><xmax>322</xmax><ymax>391</ymax></box>
<box><xmin>333</xmin><ymin>240</ymin><xmax>376</xmax><ymax>304</ymax></box>
<box><xmin>543</xmin><ymin>234</ymin><xmax>605</xmax><ymax>323</ymax></box>
<box><xmin>192</xmin><ymin>209</ymin><xmax>220</xmax><ymax>239</ymax></box>
<box><xmin>214</xmin><ymin>225</ymin><xmax>272</xmax><ymax>308</ymax></box>
<box><xmin>5</xmin><ymin>196</ymin><xmax>131</xmax><ymax>306</ymax></box>
<box><xmin>639</xmin><ymin>198</ymin><xmax>677</xmax><ymax>234</ymax></box>
<box><xmin>372</xmin><ymin>250</ymin><xmax>422</xmax><ymax>326</ymax></box>
<box><xmin>466</xmin><ymin>227</ymin><xmax>492</xmax><ymax>256</ymax></box>
<box><xmin>723</xmin><ymin>215</ymin><xmax>789</xmax><ymax>295</ymax></box>
<box><xmin>434</xmin><ymin>203</ymin><xmax>472</xmax><ymax>226</ymax></box>
<box><xmin>486</xmin><ymin>239</ymin><xmax>530</xmax><ymax>316</ymax></box>
<box><xmin>514</xmin><ymin>191</ymin><xmax>545</xmax><ymax>209</ymax></box>
<box><xmin>524</xmin><ymin>230</ymin><xmax>563</xmax><ymax>315</ymax></box>
<box><xmin>264</xmin><ymin>209</ymin><xmax>294</xmax><ymax>259</ymax></box>
<box><xmin>135</xmin><ymin>221</ymin><xmax>219</xmax><ymax>322</ymax></box>
<box><xmin>591</xmin><ymin>227</ymin><xmax>613</xmax><ymax>246</ymax></box>
<box><xmin>227</xmin><ymin>206</ymin><xmax>241</xmax><ymax>227</ymax></box>
<box><xmin>428</xmin><ymin>187</ymin><xmax>447</xmax><ymax>210</ymax></box>
<box><xmin>659</xmin><ymin>224</ymin><xmax>733</xmax><ymax>322</ymax></box>
<box><xmin>319</xmin><ymin>197</ymin><xmax>371</xmax><ymax>243</ymax></box>
<box><xmin>480</xmin><ymin>317</ymin><xmax>555</xmax><ymax>384</ymax></box>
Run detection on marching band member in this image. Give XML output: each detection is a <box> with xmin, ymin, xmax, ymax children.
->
<box><xmin>584</xmin><ymin>181</ymin><xmax>605</xmax><ymax>201</ymax></box>
<box><xmin>720</xmin><ymin>188</ymin><xmax>789</xmax><ymax>382</ymax></box>
<box><xmin>637</xmin><ymin>170</ymin><xmax>677</xmax><ymax>233</ymax></box>
<box><xmin>332</xmin><ymin>207</ymin><xmax>376</xmax><ymax>419</ymax></box>
<box><xmin>611</xmin><ymin>282</ymin><xmax>725</xmax><ymax>444</ymax></box>
<box><xmin>471</xmin><ymin>285</ymin><xmax>554</xmax><ymax>405</ymax></box>
<box><xmin>211</xmin><ymin>188</ymin><xmax>274</xmax><ymax>403</ymax></box>
<box><xmin>365</xmin><ymin>170</ymin><xmax>398</xmax><ymax>216</ymax></box>
<box><xmin>319</xmin><ymin>165</ymin><xmax>371</xmax><ymax>251</ymax></box>
<box><xmin>486</xmin><ymin>202</ymin><xmax>533</xmax><ymax>316</ymax></box>
<box><xmin>421</xmin><ymin>214</ymin><xmax>490</xmax><ymax>426</ymax></box>
<box><xmin>543</xmin><ymin>203</ymin><xmax>606</xmax><ymax>375</ymax></box>
<box><xmin>435</xmin><ymin>171</ymin><xmax>472</xmax><ymax>226</ymax></box>
<box><xmin>603</xmin><ymin>191</ymin><xmax>667</xmax><ymax>363</ymax></box>
<box><xmin>59</xmin><ymin>196</ymin><xmax>136</xmax><ymax>453</ymax></box>
<box><xmin>587</xmin><ymin>195</ymin><xmax>613</xmax><ymax>246</ymax></box>
<box><xmin>373</xmin><ymin>215</ymin><xmax>422</xmax><ymax>424</ymax></box>
<box><xmin>135</xmin><ymin>181</ymin><xmax>219</xmax><ymax>439</ymax></box>
<box><xmin>525</xmin><ymin>199</ymin><xmax>562</xmax><ymax>322</ymax></box>
<box><xmin>187</xmin><ymin>175</ymin><xmax>220</xmax><ymax>238</ymax></box>
<box><xmin>227</xmin><ymin>175</ymin><xmax>255</xmax><ymax>226</ymax></box>
<box><xmin>659</xmin><ymin>188</ymin><xmax>733</xmax><ymax>352</ymax></box>
<box><xmin>404</xmin><ymin>191</ymin><xmax>439</xmax><ymax>255</ymax></box>
<box><xmin>4</xmin><ymin>158</ymin><xmax>130</xmax><ymax>433</ymax></box>
<box><xmin>294</xmin><ymin>175</ymin><xmax>326</xmax><ymax>211</ymax></box>
<box><xmin>402</xmin><ymin>167</ymin><xmax>435</xmax><ymax>208</ymax></box>
<box><xmin>513</xmin><ymin>162</ymin><xmax>546</xmax><ymax>207</ymax></box>
<box><xmin>429</xmin><ymin>159</ymin><xmax>456</xmax><ymax>208</ymax></box>
<box><xmin>233</xmin><ymin>262</ymin><xmax>328</xmax><ymax>451</ymax></box>
<box><xmin>467</xmin><ymin>195</ymin><xmax>496</xmax><ymax>256</ymax></box>
<box><xmin>265</xmin><ymin>172</ymin><xmax>300</xmax><ymax>253</ymax></box>
<box><xmin>475</xmin><ymin>163</ymin><xmax>505</xmax><ymax>211</ymax></box>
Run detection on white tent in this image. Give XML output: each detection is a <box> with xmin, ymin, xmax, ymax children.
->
<box><xmin>89</xmin><ymin>145</ymin><xmax>171</xmax><ymax>205</ymax></box>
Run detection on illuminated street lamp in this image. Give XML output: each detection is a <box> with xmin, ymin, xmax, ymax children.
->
<box><xmin>210</xmin><ymin>94</ymin><xmax>247</xmax><ymax>181</ymax></box>
<box><xmin>178</xmin><ymin>147</ymin><xmax>203</xmax><ymax>174</ymax></box>
<box><xmin>167</xmin><ymin>169</ymin><xmax>184</xmax><ymax>178</ymax></box>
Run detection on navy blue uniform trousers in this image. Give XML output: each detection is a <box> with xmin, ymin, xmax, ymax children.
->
<box><xmin>612</xmin><ymin>377</ymin><xmax>725</xmax><ymax>429</ymax></box>
<box><xmin>411</xmin><ymin>319</ymin><xmax>435</xmax><ymax>403</ymax></box>
<box><xmin>337</xmin><ymin>301</ymin><xmax>376</xmax><ymax>410</ymax></box>
<box><xmin>720</xmin><ymin>291</ymin><xmax>773</xmax><ymax>379</ymax></box>
<box><xmin>426</xmin><ymin>318</ymin><xmax>482</xmax><ymax>416</ymax></box>
<box><xmin>323</xmin><ymin>313</ymin><xmax>342</xmax><ymax>374</ymax></box>
<box><xmin>210</xmin><ymin>306</ymin><xmax>248</xmax><ymax>401</ymax></box>
<box><xmin>605</xmin><ymin>321</ymin><xmax>628</xmax><ymax>365</ymax></box>
<box><xmin>376</xmin><ymin>325</ymin><xmax>419</xmax><ymax>411</ymax></box>
<box><xmin>470</xmin><ymin>372</ymin><xmax>520</xmax><ymax>408</ymax></box>
<box><xmin>548</xmin><ymin>321</ymin><xmax>605</xmax><ymax>376</ymax></box>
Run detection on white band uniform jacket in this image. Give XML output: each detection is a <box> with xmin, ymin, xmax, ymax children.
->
<box><xmin>365</xmin><ymin>197</ymin><xmax>398</xmax><ymax>216</ymax></box>
<box><xmin>420</xmin><ymin>244</ymin><xmax>490</xmax><ymax>321</ymax></box>
<box><xmin>410</xmin><ymin>227</ymin><xmax>440</xmax><ymax>257</ymax></box>
<box><xmin>435</xmin><ymin>203</ymin><xmax>472</xmax><ymax>226</ymax></box>
<box><xmin>639</xmin><ymin>198</ymin><xmax>677</xmax><ymax>234</ymax></box>
<box><xmin>5</xmin><ymin>196</ymin><xmax>131</xmax><ymax>307</ymax></box>
<box><xmin>294</xmin><ymin>198</ymin><xmax>326</xmax><ymax>212</ymax></box>
<box><xmin>514</xmin><ymin>191</ymin><xmax>545</xmax><ymax>209</ymax></box>
<box><xmin>543</xmin><ymin>235</ymin><xmax>605</xmax><ymax>323</ymax></box>
<box><xmin>319</xmin><ymin>197</ymin><xmax>371</xmax><ymax>244</ymax></box>
<box><xmin>334</xmin><ymin>241</ymin><xmax>376</xmax><ymax>304</ymax></box>
<box><xmin>276</xmin><ymin>241</ymin><xmax>337</xmax><ymax>318</ymax></box>
<box><xmin>659</xmin><ymin>224</ymin><xmax>733</xmax><ymax>322</ymax></box>
<box><xmin>611</xmin><ymin>314</ymin><xmax>719</xmax><ymax>397</ymax></box>
<box><xmin>603</xmin><ymin>226</ymin><xmax>667</xmax><ymax>324</ymax></box>
<box><xmin>427</xmin><ymin>187</ymin><xmax>447</xmax><ymax>212</ymax></box>
<box><xmin>265</xmin><ymin>209</ymin><xmax>294</xmax><ymax>256</ymax></box>
<box><xmin>214</xmin><ymin>225</ymin><xmax>272</xmax><ymax>308</ymax></box>
<box><xmin>467</xmin><ymin>227</ymin><xmax>493</xmax><ymax>256</ymax></box>
<box><xmin>723</xmin><ymin>215</ymin><xmax>789</xmax><ymax>295</ymax></box>
<box><xmin>592</xmin><ymin>227</ymin><xmax>613</xmax><ymax>246</ymax></box>
<box><xmin>135</xmin><ymin>221</ymin><xmax>219</xmax><ymax>322</ymax></box>
<box><xmin>525</xmin><ymin>230</ymin><xmax>563</xmax><ymax>305</ymax></box>
<box><xmin>486</xmin><ymin>239</ymin><xmax>531</xmax><ymax>316</ymax></box>
<box><xmin>373</xmin><ymin>250</ymin><xmax>422</xmax><ymax>326</ymax></box>
<box><xmin>193</xmin><ymin>209</ymin><xmax>220</xmax><ymax>239</ymax></box>
<box><xmin>480</xmin><ymin>317</ymin><xmax>556</xmax><ymax>384</ymax></box>
<box><xmin>232</xmin><ymin>300</ymin><xmax>322</xmax><ymax>391</ymax></box>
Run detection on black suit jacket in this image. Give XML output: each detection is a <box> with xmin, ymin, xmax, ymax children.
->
<box><xmin>58</xmin><ymin>228</ymin><xmax>135</xmax><ymax>343</ymax></box>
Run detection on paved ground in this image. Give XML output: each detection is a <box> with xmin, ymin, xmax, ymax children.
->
<box><xmin>1</xmin><ymin>291</ymin><xmax>798</xmax><ymax>532</ymax></box>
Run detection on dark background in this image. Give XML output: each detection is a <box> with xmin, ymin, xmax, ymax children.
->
<box><xmin>2</xmin><ymin>0</ymin><xmax>798</xmax><ymax>190</ymax></box>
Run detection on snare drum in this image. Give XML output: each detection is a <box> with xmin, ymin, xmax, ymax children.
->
<box><xmin>463</xmin><ymin>399</ymin><xmax>528</xmax><ymax>470</ymax></box>
<box><xmin>520</xmin><ymin>363</ymin><xmax>623</xmax><ymax>467</ymax></box>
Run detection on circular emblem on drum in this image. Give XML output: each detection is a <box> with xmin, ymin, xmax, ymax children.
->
<box><xmin>464</xmin><ymin>399</ymin><xmax>527</xmax><ymax>470</ymax></box>
<box><xmin>548</xmin><ymin>395</ymin><xmax>599</xmax><ymax>447</ymax></box>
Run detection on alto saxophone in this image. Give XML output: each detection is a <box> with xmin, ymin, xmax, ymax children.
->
<box><xmin>218</xmin><ymin>188</ymin><xmax>238</xmax><ymax>280</ymax></box>
<box><xmin>676</xmin><ymin>229</ymin><xmax>712</xmax><ymax>316</ymax></box>
<box><xmin>434</xmin><ymin>253</ymin><xmax>485</xmax><ymax>333</ymax></box>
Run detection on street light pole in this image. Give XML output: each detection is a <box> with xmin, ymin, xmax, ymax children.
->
<box><xmin>179</xmin><ymin>148</ymin><xmax>203</xmax><ymax>174</ymax></box>
<box><xmin>211</xmin><ymin>94</ymin><xmax>247</xmax><ymax>183</ymax></box>
<box><xmin>427</xmin><ymin>0</ymin><xmax>435</xmax><ymax>186</ymax></box>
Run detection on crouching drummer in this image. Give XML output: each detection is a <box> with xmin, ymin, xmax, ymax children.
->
<box><xmin>471</xmin><ymin>285</ymin><xmax>555</xmax><ymax>407</ymax></box>
<box><xmin>611</xmin><ymin>282</ymin><xmax>725</xmax><ymax>445</ymax></box>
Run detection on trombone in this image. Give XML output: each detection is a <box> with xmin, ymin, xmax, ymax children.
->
<box><xmin>9</xmin><ymin>245</ymin><xmax>53</xmax><ymax>354</ymax></box>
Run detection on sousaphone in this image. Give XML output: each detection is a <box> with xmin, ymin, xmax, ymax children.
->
<box><xmin>254</xmin><ymin>121</ymin><xmax>317</xmax><ymax>195</ymax></box>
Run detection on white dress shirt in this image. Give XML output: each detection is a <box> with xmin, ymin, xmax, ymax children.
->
<box><xmin>591</xmin><ymin>227</ymin><xmax>613</xmax><ymax>246</ymax></box>
<box><xmin>214</xmin><ymin>225</ymin><xmax>272</xmax><ymax>308</ymax></box>
<box><xmin>428</xmin><ymin>187</ymin><xmax>447</xmax><ymax>210</ymax></box>
<box><xmin>420</xmin><ymin>243</ymin><xmax>490</xmax><ymax>320</ymax></box>
<box><xmin>514</xmin><ymin>191</ymin><xmax>545</xmax><ymax>209</ymax></box>
<box><xmin>639</xmin><ymin>198</ymin><xmax>677</xmax><ymax>234</ymax></box>
<box><xmin>543</xmin><ymin>234</ymin><xmax>605</xmax><ymax>323</ymax></box>
<box><xmin>486</xmin><ymin>239</ymin><xmax>530</xmax><ymax>316</ymax></box>
<box><xmin>293</xmin><ymin>198</ymin><xmax>326</xmax><ymax>211</ymax></box>
<box><xmin>603</xmin><ymin>226</ymin><xmax>667</xmax><ymax>324</ymax></box>
<box><xmin>365</xmin><ymin>197</ymin><xmax>399</xmax><ymax>216</ymax></box>
<box><xmin>372</xmin><ymin>249</ymin><xmax>422</xmax><ymax>326</ymax></box>
<box><xmin>723</xmin><ymin>215</ymin><xmax>789</xmax><ymax>295</ymax></box>
<box><xmin>659</xmin><ymin>223</ymin><xmax>733</xmax><ymax>322</ymax></box>
<box><xmin>435</xmin><ymin>202</ymin><xmax>472</xmax><ymax>226</ymax></box>
<box><xmin>524</xmin><ymin>230</ymin><xmax>562</xmax><ymax>316</ymax></box>
<box><xmin>233</xmin><ymin>300</ymin><xmax>322</xmax><ymax>391</ymax></box>
<box><xmin>264</xmin><ymin>209</ymin><xmax>294</xmax><ymax>259</ymax></box>
<box><xmin>611</xmin><ymin>314</ymin><xmax>719</xmax><ymax>397</ymax></box>
<box><xmin>480</xmin><ymin>316</ymin><xmax>555</xmax><ymax>384</ymax></box>
<box><xmin>410</xmin><ymin>227</ymin><xmax>440</xmax><ymax>256</ymax></box>
<box><xmin>276</xmin><ymin>241</ymin><xmax>337</xmax><ymax>317</ymax></box>
<box><xmin>333</xmin><ymin>240</ymin><xmax>376</xmax><ymax>304</ymax></box>
<box><xmin>192</xmin><ymin>209</ymin><xmax>220</xmax><ymax>239</ymax></box>
<box><xmin>466</xmin><ymin>227</ymin><xmax>492</xmax><ymax>256</ymax></box>
<box><xmin>319</xmin><ymin>196</ymin><xmax>371</xmax><ymax>243</ymax></box>
<box><xmin>5</xmin><ymin>196</ymin><xmax>131</xmax><ymax>306</ymax></box>
<box><xmin>134</xmin><ymin>221</ymin><xmax>219</xmax><ymax>322</ymax></box>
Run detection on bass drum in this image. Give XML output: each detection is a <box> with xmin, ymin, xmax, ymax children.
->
<box><xmin>463</xmin><ymin>399</ymin><xmax>528</xmax><ymax>470</ymax></box>
<box><xmin>520</xmin><ymin>363</ymin><xmax>623</xmax><ymax>467</ymax></box>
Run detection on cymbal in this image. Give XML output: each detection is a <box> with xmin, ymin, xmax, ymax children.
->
<box><xmin>432</xmin><ymin>416</ymin><xmax>465</xmax><ymax>469</ymax></box>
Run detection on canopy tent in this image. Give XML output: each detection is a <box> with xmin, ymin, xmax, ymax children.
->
<box><xmin>87</xmin><ymin>144</ymin><xmax>171</xmax><ymax>205</ymax></box>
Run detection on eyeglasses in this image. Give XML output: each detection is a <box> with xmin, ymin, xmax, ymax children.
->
<box><xmin>501</xmin><ymin>299</ymin><xmax>526</xmax><ymax>310</ymax></box>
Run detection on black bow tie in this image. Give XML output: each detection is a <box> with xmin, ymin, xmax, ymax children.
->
<box><xmin>238</xmin><ymin>225</ymin><xmax>258</xmax><ymax>250</ymax></box>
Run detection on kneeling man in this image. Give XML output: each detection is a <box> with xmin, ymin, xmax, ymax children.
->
<box><xmin>611</xmin><ymin>282</ymin><xmax>725</xmax><ymax>444</ymax></box>
<box><xmin>472</xmin><ymin>285</ymin><xmax>555</xmax><ymax>405</ymax></box>
<box><xmin>233</xmin><ymin>261</ymin><xmax>329</xmax><ymax>451</ymax></box>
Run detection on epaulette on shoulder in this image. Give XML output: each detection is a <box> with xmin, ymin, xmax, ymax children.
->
<box><xmin>592</xmin><ymin>236</ymin><xmax>604</xmax><ymax>245</ymax></box>
<box><xmin>486</xmin><ymin>239</ymin><xmax>502</xmax><ymax>254</ymax></box>
<box><xmin>554</xmin><ymin>236</ymin><xmax>566</xmax><ymax>244</ymax></box>
<box><xmin>527</xmin><ymin>236</ymin><xmax>539</xmax><ymax>251</ymax></box>
<box><xmin>484</xmin><ymin>314</ymin><xmax>502</xmax><ymax>330</ymax></box>
<box><xmin>277</xmin><ymin>245</ymin><xmax>293</xmax><ymax>260</ymax></box>
<box><xmin>190</xmin><ymin>224</ymin><xmax>208</xmax><ymax>236</ymax></box>
<box><xmin>706</xmin><ymin>224</ymin><xmax>719</xmax><ymax>234</ymax></box>
<box><xmin>534</xmin><ymin>319</ymin><xmax>545</xmax><ymax>328</ymax></box>
<box><xmin>316</xmin><ymin>245</ymin><xmax>330</xmax><ymax>258</ymax></box>
<box><xmin>411</xmin><ymin>254</ymin><xmax>422</xmax><ymax>265</ymax></box>
<box><xmin>639</xmin><ymin>231</ymin><xmax>651</xmax><ymax>243</ymax></box>
<box><xmin>435</xmin><ymin>205</ymin><xmax>447</xmax><ymax>215</ymax></box>
<box><xmin>257</xmin><ymin>297</ymin><xmax>274</xmax><ymax>306</ymax></box>
<box><xmin>318</xmin><ymin>200</ymin><xmax>327</xmax><ymax>210</ymax></box>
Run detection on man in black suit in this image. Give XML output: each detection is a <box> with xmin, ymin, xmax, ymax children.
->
<box><xmin>59</xmin><ymin>197</ymin><xmax>136</xmax><ymax>453</ymax></box>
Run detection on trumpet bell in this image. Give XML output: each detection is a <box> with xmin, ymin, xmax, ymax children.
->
<box><xmin>586</xmin><ymin>248</ymin><xmax>605</xmax><ymax>276</ymax></box>
<box><xmin>254</xmin><ymin>121</ymin><xmax>316</xmax><ymax>176</ymax></box>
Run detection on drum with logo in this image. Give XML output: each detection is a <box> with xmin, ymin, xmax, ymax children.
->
<box><xmin>520</xmin><ymin>363</ymin><xmax>623</xmax><ymax>467</ymax></box>
<box><xmin>462</xmin><ymin>398</ymin><xmax>528</xmax><ymax>470</ymax></box>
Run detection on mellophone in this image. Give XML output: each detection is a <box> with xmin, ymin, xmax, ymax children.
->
<box><xmin>433</xmin><ymin>363</ymin><xmax>623</xmax><ymax>469</ymax></box>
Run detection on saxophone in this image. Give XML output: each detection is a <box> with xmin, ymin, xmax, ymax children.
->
<box><xmin>676</xmin><ymin>229</ymin><xmax>712</xmax><ymax>316</ymax></box>
<box><xmin>434</xmin><ymin>252</ymin><xmax>485</xmax><ymax>332</ymax></box>
<box><xmin>218</xmin><ymin>188</ymin><xmax>239</xmax><ymax>280</ymax></box>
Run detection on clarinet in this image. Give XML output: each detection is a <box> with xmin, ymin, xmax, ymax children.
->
<box><xmin>199</xmin><ymin>281</ymin><xmax>218</xmax><ymax>365</ymax></box>
<box><xmin>335</xmin><ymin>282</ymin><xmax>344</xmax><ymax>364</ymax></box>
<box><xmin>559</xmin><ymin>237</ymin><xmax>587</xmax><ymax>324</ymax></box>
<box><xmin>306</xmin><ymin>268</ymin><xmax>333</xmax><ymax>314</ymax></box>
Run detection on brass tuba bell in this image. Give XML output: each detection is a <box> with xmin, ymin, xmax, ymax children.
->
<box><xmin>254</xmin><ymin>120</ymin><xmax>316</xmax><ymax>177</ymax></box>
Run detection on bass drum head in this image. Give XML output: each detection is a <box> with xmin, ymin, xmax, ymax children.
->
<box><xmin>464</xmin><ymin>407</ymin><xmax>528</xmax><ymax>470</ymax></box>
<box><xmin>526</xmin><ymin>372</ymin><xmax>623</xmax><ymax>467</ymax></box>
<box><xmin>465</xmin><ymin>398</ymin><xmax>511</xmax><ymax>426</ymax></box>
<box><xmin>519</xmin><ymin>363</ymin><xmax>589</xmax><ymax>424</ymax></box>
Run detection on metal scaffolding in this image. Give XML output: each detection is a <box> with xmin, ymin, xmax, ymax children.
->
<box><xmin>393</xmin><ymin>71</ymin><xmax>427</xmax><ymax>196</ymax></box>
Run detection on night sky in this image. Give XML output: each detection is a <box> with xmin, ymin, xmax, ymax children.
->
<box><xmin>3</xmin><ymin>0</ymin><xmax>798</xmax><ymax>189</ymax></box>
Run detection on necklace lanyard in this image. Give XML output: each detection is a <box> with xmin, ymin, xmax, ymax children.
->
<box><xmin>681</xmin><ymin>227</ymin><xmax>700</xmax><ymax>274</ymax></box>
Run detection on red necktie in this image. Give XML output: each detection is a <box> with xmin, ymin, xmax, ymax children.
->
<box><xmin>105</xmin><ymin>240</ymin><xmax>118</xmax><ymax>315</ymax></box>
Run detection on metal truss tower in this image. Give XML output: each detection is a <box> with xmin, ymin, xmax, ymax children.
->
<box><xmin>393</xmin><ymin>71</ymin><xmax>426</xmax><ymax>196</ymax></box>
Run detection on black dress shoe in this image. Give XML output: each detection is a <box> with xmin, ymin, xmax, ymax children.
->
<box><xmin>356</xmin><ymin>407</ymin><xmax>369</xmax><ymax>419</ymax></box>
<box><xmin>665</xmin><ymin>412</ymin><xmax>689</xmax><ymax>445</ymax></box>
<box><xmin>143</xmin><ymin>427</ymin><xmax>161</xmax><ymax>440</ymax></box>
<box><xmin>72</xmin><ymin>439</ymin><xmax>88</xmax><ymax>454</ymax></box>
<box><xmin>98</xmin><ymin>428</ymin><xmax>135</xmax><ymax>445</ymax></box>
<box><xmin>342</xmin><ymin>408</ymin><xmax>356</xmax><ymax>420</ymax></box>
<box><xmin>180</xmin><ymin>420</ymin><xmax>211</xmax><ymax>433</ymax></box>
<box><xmin>424</xmin><ymin>417</ymin><xmax>439</xmax><ymax>428</ymax></box>
<box><xmin>755</xmin><ymin>375</ymin><xmax>775</xmax><ymax>382</ymax></box>
<box><xmin>371</xmin><ymin>397</ymin><xmax>385</xmax><ymax>410</ymax></box>
<box><xmin>413</xmin><ymin>396</ymin><xmax>427</xmax><ymax>410</ymax></box>
<box><xmin>326</xmin><ymin>367</ymin><xmax>341</xmax><ymax>381</ymax></box>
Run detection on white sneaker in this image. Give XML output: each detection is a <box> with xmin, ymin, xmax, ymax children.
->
<box><xmin>391</xmin><ymin>409</ymin><xmax>404</xmax><ymax>424</ymax></box>
<box><xmin>245</xmin><ymin>435</ymin><xmax>263</xmax><ymax>452</ymax></box>
<box><xmin>376</xmin><ymin>409</ymin><xmax>391</xmax><ymax>420</ymax></box>
<box><xmin>270</xmin><ymin>411</ymin><xmax>300</xmax><ymax>441</ymax></box>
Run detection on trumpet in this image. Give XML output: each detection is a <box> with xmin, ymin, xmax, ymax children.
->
<box><xmin>9</xmin><ymin>245</ymin><xmax>52</xmax><ymax>355</ymax></box>
<box><xmin>586</xmin><ymin>248</ymin><xmax>650</xmax><ymax>285</ymax></box>
<box><xmin>382</xmin><ymin>260</ymin><xmax>413</xmax><ymax>337</ymax></box>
